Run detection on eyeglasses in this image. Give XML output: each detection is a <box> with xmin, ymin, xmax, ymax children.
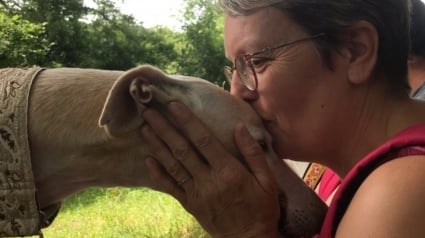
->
<box><xmin>224</xmin><ymin>33</ymin><xmax>325</xmax><ymax>91</ymax></box>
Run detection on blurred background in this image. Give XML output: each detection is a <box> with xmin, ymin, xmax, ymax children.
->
<box><xmin>0</xmin><ymin>0</ymin><xmax>227</xmax><ymax>88</ymax></box>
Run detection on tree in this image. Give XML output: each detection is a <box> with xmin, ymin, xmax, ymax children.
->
<box><xmin>0</xmin><ymin>0</ymin><xmax>227</xmax><ymax>78</ymax></box>
<box><xmin>80</xmin><ymin>0</ymin><xmax>180</xmax><ymax>70</ymax></box>
<box><xmin>0</xmin><ymin>0</ymin><xmax>182</xmax><ymax>70</ymax></box>
<box><xmin>178</xmin><ymin>0</ymin><xmax>227</xmax><ymax>87</ymax></box>
<box><xmin>78</xmin><ymin>0</ymin><xmax>144</xmax><ymax>69</ymax></box>
<box><xmin>1</xmin><ymin>0</ymin><xmax>90</xmax><ymax>66</ymax></box>
<box><xmin>0</xmin><ymin>9</ymin><xmax>50</xmax><ymax>67</ymax></box>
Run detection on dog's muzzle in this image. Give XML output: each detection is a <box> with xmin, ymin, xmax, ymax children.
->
<box><xmin>0</xmin><ymin>67</ymin><xmax>58</xmax><ymax>237</ymax></box>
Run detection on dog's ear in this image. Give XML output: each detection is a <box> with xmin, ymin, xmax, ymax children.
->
<box><xmin>99</xmin><ymin>65</ymin><xmax>165</xmax><ymax>137</ymax></box>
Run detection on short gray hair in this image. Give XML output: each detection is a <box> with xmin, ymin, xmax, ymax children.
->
<box><xmin>218</xmin><ymin>0</ymin><xmax>411</xmax><ymax>94</ymax></box>
<box><xmin>217</xmin><ymin>0</ymin><xmax>281</xmax><ymax>15</ymax></box>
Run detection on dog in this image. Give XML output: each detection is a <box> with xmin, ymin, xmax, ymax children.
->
<box><xmin>0</xmin><ymin>65</ymin><xmax>326</xmax><ymax>237</ymax></box>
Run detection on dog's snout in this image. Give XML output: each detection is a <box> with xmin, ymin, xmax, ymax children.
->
<box><xmin>246</xmin><ymin>127</ymin><xmax>271</xmax><ymax>153</ymax></box>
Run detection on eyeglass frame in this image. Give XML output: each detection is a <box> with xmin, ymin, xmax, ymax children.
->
<box><xmin>224</xmin><ymin>33</ymin><xmax>326</xmax><ymax>91</ymax></box>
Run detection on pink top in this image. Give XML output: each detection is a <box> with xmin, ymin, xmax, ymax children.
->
<box><xmin>318</xmin><ymin>124</ymin><xmax>425</xmax><ymax>238</ymax></box>
<box><xmin>318</xmin><ymin>168</ymin><xmax>340</xmax><ymax>202</ymax></box>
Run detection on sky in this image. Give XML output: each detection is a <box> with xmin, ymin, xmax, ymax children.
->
<box><xmin>117</xmin><ymin>0</ymin><xmax>185</xmax><ymax>29</ymax></box>
<box><xmin>88</xmin><ymin>0</ymin><xmax>425</xmax><ymax>30</ymax></box>
<box><xmin>85</xmin><ymin>0</ymin><xmax>185</xmax><ymax>30</ymax></box>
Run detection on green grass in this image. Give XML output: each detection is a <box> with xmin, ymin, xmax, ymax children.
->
<box><xmin>36</xmin><ymin>188</ymin><xmax>210</xmax><ymax>238</ymax></box>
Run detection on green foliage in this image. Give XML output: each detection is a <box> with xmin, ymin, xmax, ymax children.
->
<box><xmin>80</xmin><ymin>3</ymin><xmax>145</xmax><ymax>69</ymax></box>
<box><xmin>0</xmin><ymin>0</ymin><xmax>227</xmax><ymax>80</ymax></box>
<box><xmin>0</xmin><ymin>11</ymin><xmax>49</xmax><ymax>67</ymax></box>
<box><xmin>0</xmin><ymin>0</ymin><xmax>183</xmax><ymax>69</ymax></box>
<box><xmin>38</xmin><ymin>188</ymin><xmax>210</xmax><ymax>238</ymax></box>
<box><xmin>79</xmin><ymin>0</ymin><xmax>180</xmax><ymax>70</ymax></box>
<box><xmin>179</xmin><ymin>0</ymin><xmax>227</xmax><ymax>86</ymax></box>
<box><xmin>17</xmin><ymin>0</ymin><xmax>90</xmax><ymax>66</ymax></box>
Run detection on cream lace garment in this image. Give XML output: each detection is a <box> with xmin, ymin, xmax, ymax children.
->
<box><xmin>0</xmin><ymin>67</ymin><xmax>44</xmax><ymax>236</ymax></box>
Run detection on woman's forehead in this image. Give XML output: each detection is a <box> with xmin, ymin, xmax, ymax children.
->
<box><xmin>223</xmin><ymin>7</ymin><xmax>304</xmax><ymax>57</ymax></box>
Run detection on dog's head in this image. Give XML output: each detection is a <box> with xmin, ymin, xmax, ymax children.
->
<box><xmin>99</xmin><ymin>64</ymin><xmax>270</xmax><ymax>157</ymax></box>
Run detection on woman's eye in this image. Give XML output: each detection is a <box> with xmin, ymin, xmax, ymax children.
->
<box><xmin>250</xmin><ymin>57</ymin><xmax>270</xmax><ymax>69</ymax></box>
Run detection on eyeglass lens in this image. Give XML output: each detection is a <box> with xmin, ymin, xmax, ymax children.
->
<box><xmin>235</xmin><ymin>56</ymin><xmax>256</xmax><ymax>90</ymax></box>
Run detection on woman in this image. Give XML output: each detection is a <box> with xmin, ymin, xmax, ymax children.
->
<box><xmin>140</xmin><ymin>0</ymin><xmax>425</xmax><ymax>237</ymax></box>
<box><xmin>303</xmin><ymin>0</ymin><xmax>425</xmax><ymax>208</ymax></box>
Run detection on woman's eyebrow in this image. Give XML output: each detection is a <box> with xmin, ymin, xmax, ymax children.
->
<box><xmin>225</xmin><ymin>38</ymin><xmax>278</xmax><ymax>60</ymax></box>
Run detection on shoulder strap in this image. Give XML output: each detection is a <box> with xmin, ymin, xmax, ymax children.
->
<box><xmin>319</xmin><ymin>124</ymin><xmax>425</xmax><ymax>238</ymax></box>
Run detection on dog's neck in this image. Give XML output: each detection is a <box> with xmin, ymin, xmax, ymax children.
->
<box><xmin>33</xmin><ymin>137</ymin><xmax>155</xmax><ymax>209</ymax></box>
<box><xmin>26</xmin><ymin>69</ymin><xmax>153</xmax><ymax>208</ymax></box>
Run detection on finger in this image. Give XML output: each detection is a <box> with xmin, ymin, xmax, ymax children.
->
<box><xmin>234</xmin><ymin>123</ymin><xmax>277</xmax><ymax>191</ymax></box>
<box><xmin>144</xmin><ymin>156</ymin><xmax>186</xmax><ymax>201</ymax></box>
<box><xmin>142</xmin><ymin>108</ymin><xmax>208</xmax><ymax>176</ymax></box>
<box><xmin>141</xmin><ymin>124</ymin><xmax>194</xmax><ymax>188</ymax></box>
<box><xmin>167</xmin><ymin>101</ymin><xmax>234</xmax><ymax>170</ymax></box>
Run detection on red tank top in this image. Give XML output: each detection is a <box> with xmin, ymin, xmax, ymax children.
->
<box><xmin>318</xmin><ymin>124</ymin><xmax>425</xmax><ymax>237</ymax></box>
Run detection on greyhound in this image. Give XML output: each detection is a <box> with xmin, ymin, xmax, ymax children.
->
<box><xmin>0</xmin><ymin>65</ymin><xmax>326</xmax><ymax>237</ymax></box>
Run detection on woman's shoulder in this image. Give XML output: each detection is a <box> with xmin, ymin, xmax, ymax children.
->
<box><xmin>336</xmin><ymin>155</ymin><xmax>425</xmax><ymax>237</ymax></box>
<box><xmin>358</xmin><ymin>154</ymin><xmax>425</xmax><ymax>199</ymax></box>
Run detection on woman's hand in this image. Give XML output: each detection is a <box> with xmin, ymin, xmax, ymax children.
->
<box><xmin>140</xmin><ymin>101</ymin><xmax>281</xmax><ymax>238</ymax></box>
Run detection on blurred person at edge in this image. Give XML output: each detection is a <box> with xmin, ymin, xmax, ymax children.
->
<box><xmin>410</xmin><ymin>0</ymin><xmax>425</xmax><ymax>98</ymax></box>
<box><xmin>139</xmin><ymin>0</ymin><xmax>425</xmax><ymax>237</ymax></box>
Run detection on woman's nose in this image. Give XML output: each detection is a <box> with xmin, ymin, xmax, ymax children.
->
<box><xmin>229</xmin><ymin>73</ymin><xmax>258</xmax><ymax>101</ymax></box>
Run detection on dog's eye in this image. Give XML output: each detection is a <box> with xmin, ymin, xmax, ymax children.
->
<box><xmin>258</xmin><ymin>140</ymin><xmax>268</xmax><ymax>152</ymax></box>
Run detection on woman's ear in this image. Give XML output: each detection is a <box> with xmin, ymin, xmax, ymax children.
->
<box><xmin>340</xmin><ymin>21</ymin><xmax>379</xmax><ymax>85</ymax></box>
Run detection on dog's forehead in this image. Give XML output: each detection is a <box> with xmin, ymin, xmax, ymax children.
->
<box><xmin>169</xmin><ymin>74</ymin><xmax>213</xmax><ymax>84</ymax></box>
